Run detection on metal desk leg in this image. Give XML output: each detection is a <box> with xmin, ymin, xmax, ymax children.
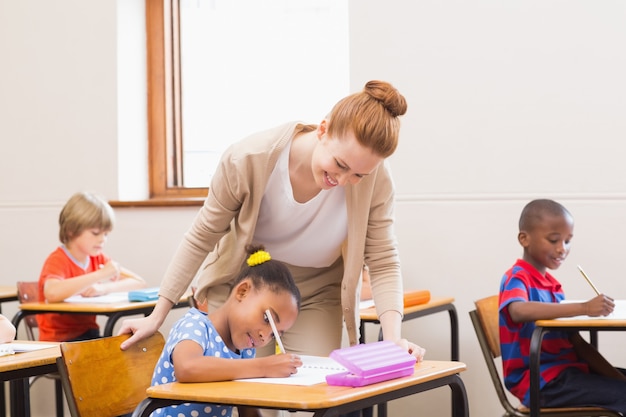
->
<box><xmin>529</xmin><ymin>326</ymin><xmax>547</xmax><ymax>417</ymax></box>
<box><xmin>9</xmin><ymin>378</ymin><xmax>30</xmax><ymax>417</ymax></box>
<box><xmin>449</xmin><ymin>374</ymin><xmax>469</xmax><ymax>417</ymax></box>
<box><xmin>448</xmin><ymin>305</ymin><xmax>459</xmax><ymax>361</ymax></box>
<box><xmin>0</xmin><ymin>381</ymin><xmax>5</xmax><ymax>417</ymax></box>
<box><xmin>55</xmin><ymin>378</ymin><xmax>64</xmax><ymax>417</ymax></box>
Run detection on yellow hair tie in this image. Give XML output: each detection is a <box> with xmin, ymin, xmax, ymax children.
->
<box><xmin>247</xmin><ymin>250</ymin><xmax>271</xmax><ymax>267</ymax></box>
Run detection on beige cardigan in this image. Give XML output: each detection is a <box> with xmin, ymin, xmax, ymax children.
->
<box><xmin>158</xmin><ymin>122</ymin><xmax>404</xmax><ymax>346</ymax></box>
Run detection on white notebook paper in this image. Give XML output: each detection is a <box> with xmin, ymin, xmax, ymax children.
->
<box><xmin>0</xmin><ymin>342</ymin><xmax>57</xmax><ymax>356</ymax></box>
<box><xmin>557</xmin><ymin>299</ymin><xmax>626</xmax><ymax>320</ymax></box>
<box><xmin>64</xmin><ymin>292</ymin><xmax>129</xmax><ymax>304</ymax></box>
<box><xmin>236</xmin><ymin>355</ymin><xmax>346</xmax><ymax>386</ymax></box>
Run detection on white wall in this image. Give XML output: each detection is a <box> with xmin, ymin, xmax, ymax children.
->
<box><xmin>350</xmin><ymin>1</ymin><xmax>626</xmax><ymax>415</ymax></box>
<box><xmin>1</xmin><ymin>1</ymin><xmax>625</xmax><ymax>416</ymax></box>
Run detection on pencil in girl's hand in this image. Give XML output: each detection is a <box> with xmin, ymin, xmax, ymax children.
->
<box><xmin>577</xmin><ymin>265</ymin><xmax>601</xmax><ymax>296</ymax></box>
<box><xmin>265</xmin><ymin>309</ymin><xmax>285</xmax><ymax>354</ymax></box>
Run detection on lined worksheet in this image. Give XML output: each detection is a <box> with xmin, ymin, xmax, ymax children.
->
<box><xmin>236</xmin><ymin>355</ymin><xmax>346</xmax><ymax>386</ymax></box>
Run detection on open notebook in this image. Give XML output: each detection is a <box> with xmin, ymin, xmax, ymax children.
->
<box><xmin>557</xmin><ymin>299</ymin><xmax>626</xmax><ymax>320</ymax></box>
<box><xmin>237</xmin><ymin>341</ymin><xmax>417</xmax><ymax>387</ymax></box>
<box><xmin>64</xmin><ymin>292</ymin><xmax>129</xmax><ymax>303</ymax></box>
<box><xmin>237</xmin><ymin>355</ymin><xmax>346</xmax><ymax>386</ymax></box>
<box><xmin>0</xmin><ymin>342</ymin><xmax>57</xmax><ymax>356</ymax></box>
<box><xmin>63</xmin><ymin>288</ymin><xmax>160</xmax><ymax>303</ymax></box>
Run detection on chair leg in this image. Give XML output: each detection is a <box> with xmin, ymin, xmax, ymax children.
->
<box><xmin>0</xmin><ymin>381</ymin><xmax>5</xmax><ymax>417</ymax></box>
<box><xmin>55</xmin><ymin>378</ymin><xmax>64</xmax><ymax>417</ymax></box>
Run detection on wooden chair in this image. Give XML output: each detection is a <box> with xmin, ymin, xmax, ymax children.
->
<box><xmin>16</xmin><ymin>281</ymin><xmax>65</xmax><ymax>417</ymax></box>
<box><xmin>470</xmin><ymin>295</ymin><xmax>620</xmax><ymax>417</ymax></box>
<box><xmin>56</xmin><ymin>332</ymin><xmax>164</xmax><ymax>417</ymax></box>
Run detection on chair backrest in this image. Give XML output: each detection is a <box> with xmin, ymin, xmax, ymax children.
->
<box><xmin>16</xmin><ymin>281</ymin><xmax>40</xmax><ymax>340</ymax></box>
<box><xmin>470</xmin><ymin>295</ymin><xmax>520</xmax><ymax>415</ymax></box>
<box><xmin>470</xmin><ymin>295</ymin><xmax>620</xmax><ymax>417</ymax></box>
<box><xmin>57</xmin><ymin>332</ymin><xmax>165</xmax><ymax>417</ymax></box>
<box><xmin>475</xmin><ymin>295</ymin><xmax>501</xmax><ymax>357</ymax></box>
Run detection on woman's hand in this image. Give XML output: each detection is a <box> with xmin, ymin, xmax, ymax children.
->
<box><xmin>378</xmin><ymin>310</ymin><xmax>425</xmax><ymax>361</ymax></box>
<box><xmin>394</xmin><ymin>339</ymin><xmax>426</xmax><ymax>362</ymax></box>
<box><xmin>118</xmin><ymin>315</ymin><xmax>161</xmax><ymax>350</ymax></box>
<box><xmin>118</xmin><ymin>296</ymin><xmax>174</xmax><ymax>350</ymax></box>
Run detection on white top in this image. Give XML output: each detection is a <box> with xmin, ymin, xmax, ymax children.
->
<box><xmin>253</xmin><ymin>142</ymin><xmax>347</xmax><ymax>267</ymax></box>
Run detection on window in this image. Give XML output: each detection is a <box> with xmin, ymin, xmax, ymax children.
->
<box><xmin>146</xmin><ymin>0</ymin><xmax>349</xmax><ymax>201</ymax></box>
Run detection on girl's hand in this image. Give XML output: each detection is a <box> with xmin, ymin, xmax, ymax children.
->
<box><xmin>261</xmin><ymin>354</ymin><xmax>303</xmax><ymax>378</ymax></box>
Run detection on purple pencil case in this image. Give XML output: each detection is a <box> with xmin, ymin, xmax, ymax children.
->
<box><xmin>325</xmin><ymin>341</ymin><xmax>416</xmax><ymax>387</ymax></box>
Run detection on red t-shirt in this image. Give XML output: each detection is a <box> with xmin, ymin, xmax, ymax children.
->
<box><xmin>36</xmin><ymin>246</ymin><xmax>108</xmax><ymax>341</ymax></box>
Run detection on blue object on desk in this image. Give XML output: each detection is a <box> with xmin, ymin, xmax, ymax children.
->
<box><xmin>128</xmin><ymin>287</ymin><xmax>160</xmax><ymax>302</ymax></box>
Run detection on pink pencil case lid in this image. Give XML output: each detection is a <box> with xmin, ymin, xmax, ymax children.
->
<box><xmin>325</xmin><ymin>341</ymin><xmax>416</xmax><ymax>387</ymax></box>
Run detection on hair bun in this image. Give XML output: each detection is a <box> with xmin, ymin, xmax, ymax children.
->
<box><xmin>247</xmin><ymin>250</ymin><xmax>272</xmax><ymax>266</ymax></box>
<box><xmin>364</xmin><ymin>80</ymin><xmax>407</xmax><ymax>117</ymax></box>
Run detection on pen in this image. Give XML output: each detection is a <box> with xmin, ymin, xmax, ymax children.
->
<box><xmin>265</xmin><ymin>308</ymin><xmax>285</xmax><ymax>354</ymax></box>
<box><xmin>577</xmin><ymin>265</ymin><xmax>601</xmax><ymax>296</ymax></box>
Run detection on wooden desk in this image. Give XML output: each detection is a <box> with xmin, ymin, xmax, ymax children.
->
<box><xmin>0</xmin><ymin>341</ymin><xmax>60</xmax><ymax>417</ymax></box>
<box><xmin>360</xmin><ymin>296</ymin><xmax>459</xmax><ymax>361</ymax></box>
<box><xmin>12</xmin><ymin>293</ymin><xmax>190</xmax><ymax>337</ymax></box>
<box><xmin>529</xmin><ymin>317</ymin><xmax>626</xmax><ymax>417</ymax></box>
<box><xmin>359</xmin><ymin>297</ymin><xmax>458</xmax><ymax>417</ymax></box>
<box><xmin>0</xmin><ymin>286</ymin><xmax>18</xmax><ymax>314</ymax></box>
<box><xmin>131</xmin><ymin>360</ymin><xmax>468</xmax><ymax>417</ymax></box>
<box><xmin>0</xmin><ymin>285</ymin><xmax>18</xmax><ymax>417</ymax></box>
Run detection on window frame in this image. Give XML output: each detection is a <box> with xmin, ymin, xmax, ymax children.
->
<box><xmin>146</xmin><ymin>0</ymin><xmax>208</xmax><ymax>203</ymax></box>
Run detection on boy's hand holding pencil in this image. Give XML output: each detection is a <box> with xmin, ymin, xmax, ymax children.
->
<box><xmin>577</xmin><ymin>265</ymin><xmax>615</xmax><ymax>317</ymax></box>
<box><xmin>584</xmin><ymin>294</ymin><xmax>615</xmax><ymax>317</ymax></box>
<box><xmin>99</xmin><ymin>261</ymin><xmax>121</xmax><ymax>281</ymax></box>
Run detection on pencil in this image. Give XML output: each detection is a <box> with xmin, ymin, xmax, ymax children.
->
<box><xmin>576</xmin><ymin>265</ymin><xmax>601</xmax><ymax>296</ymax></box>
<box><xmin>265</xmin><ymin>309</ymin><xmax>285</xmax><ymax>354</ymax></box>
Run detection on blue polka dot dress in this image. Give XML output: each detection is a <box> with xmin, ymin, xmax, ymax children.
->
<box><xmin>150</xmin><ymin>307</ymin><xmax>255</xmax><ymax>417</ymax></box>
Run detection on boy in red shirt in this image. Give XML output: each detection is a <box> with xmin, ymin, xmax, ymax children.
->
<box><xmin>37</xmin><ymin>191</ymin><xmax>146</xmax><ymax>341</ymax></box>
<box><xmin>499</xmin><ymin>199</ymin><xmax>626</xmax><ymax>413</ymax></box>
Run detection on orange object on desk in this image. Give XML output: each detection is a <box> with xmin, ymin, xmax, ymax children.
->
<box><xmin>403</xmin><ymin>290</ymin><xmax>431</xmax><ymax>307</ymax></box>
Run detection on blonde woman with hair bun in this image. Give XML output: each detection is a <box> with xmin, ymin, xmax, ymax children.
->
<box><xmin>119</xmin><ymin>81</ymin><xmax>426</xmax><ymax>368</ymax></box>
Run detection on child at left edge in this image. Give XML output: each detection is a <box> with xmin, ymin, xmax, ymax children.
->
<box><xmin>37</xmin><ymin>191</ymin><xmax>146</xmax><ymax>342</ymax></box>
<box><xmin>150</xmin><ymin>244</ymin><xmax>302</xmax><ymax>417</ymax></box>
<box><xmin>0</xmin><ymin>315</ymin><xmax>16</xmax><ymax>343</ymax></box>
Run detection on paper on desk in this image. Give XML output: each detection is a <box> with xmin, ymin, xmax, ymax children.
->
<box><xmin>557</xmin><ymin>300</ymin><xmax>626</xmax><ymax>320</ymax></box>
<box><xmin>64</xmin><ymin>292</ymin><xmax>129</xmax><ymax>304</ymax></box>
<box><xmin>0</xmin><ymin>342</ymin><xmax>57</xmax><ymax>354</ymax></box>
<box><xmin>236</xmin><ymin>355</ymin><xmax>347</xmax><ymax>386</ymax></box>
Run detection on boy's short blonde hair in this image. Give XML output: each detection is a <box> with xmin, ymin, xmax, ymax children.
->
<box><xmin>58</xmin><ymin>192</ymin><xmax>114</xmax><ymax>244</ymax></box>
